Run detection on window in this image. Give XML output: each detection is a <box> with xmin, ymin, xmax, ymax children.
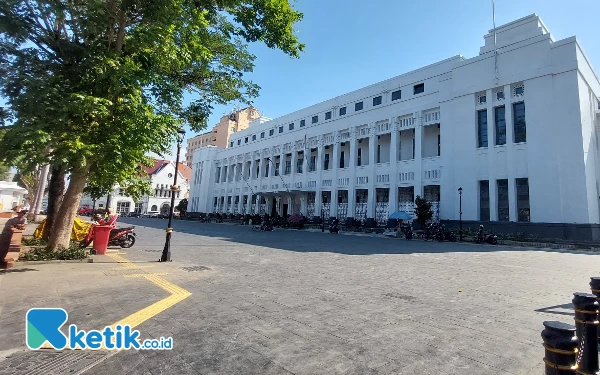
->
<box><xmin>515</xmin><ymin>86</ymin><xmax>524</xmax><ymax>96</ymax></box>
<box><xmin>438</xmin><ymin>134</ymin><xmax>441</xmax><ymax>156</ymax></box>
<box><xmin>255</xmin><ymin>163</ymin><xmax>260</xmax><ymax>178</ymax></box>
<box><xmin>309</xmin><ymin>155</ymin><xmax>316</xmax><ymax>172</ymax></box>
<box><xmin>279</xmin><ymin>126</ymin><xmax>283</xmax><ymax>133</ymax></box>
<box><xmin>237</xmin><ymin>139</ymin><xmax>241</xmax><ymax>145</ymax></box>
<box><xmin>414</xmin><ymin>83</ymin><xmax>425</xmax><ymax>95</ymax></box>
<box><xmin>339</xmin><ymin>107</ymin><xmax>346</xmax><ymax>116</ymax></box>
<box><xmin>274</xmin><ymin>162</ymin><xmax>279</xmax><ymax>176</ymax></box>
<box><xmin>477</xmin><ymin>110</ymin><xmax>488</xmax><ymax>148</ymax></box>
<box><xmin>215</xmin><ymin>167</ymin><xmax>221</xmax><ymax>183</ymax></box>
<box><xmin>478</xmin><ymin>95</ymin><xmax>487</xmax><ymax>104</ymax></box>
<box><xmin>244</xmin><ymin>137</ymin><xmax>248</xmax><ymax>143</ymax></box>
<box><xmin>412</xmin><ymin>135</ymin><xmax>415</xmax><ymax>159</ymax></box>
<box><xmin>516</xmin><ymin>178</ymin><xmax>530</xmax><ymax>222</ymax></box>
<box><xmin>230</xmin><ymin>141</ymin><xmax>233</xmax><ymax>147</ymax></box>
<box><xmin>260</xmin><ymin>132</ymin><xmax>265</xmax><ymax>139</ymax></box>
<box><xmin>496</xmin><ymin>91</ymin><xmax>504</xmax><ymax>100</ymax></box>
<box><xmin>357</xmin><ymin>148</ymin><xmax>362</xmax><ymax>166</ymax></box>
<box><xmin>479</xmin><ymin>180</ymin><xmax>490</xmax><ymax>221</ymax></box>
<box><xmin>289</xmin><ymin>123</ymin><xmax>294</xmax><ymax>130</ymax></box>
<box><xmin>377</xmin><ymin>144</ymin><xmax>381</xmax><ymax>163</ymax></box>
<box><xmin>269</xmin><ymin>129</ymin><xmax>274</xmax><ymax>136</ymax></box>
<box><xmin>373</xmin><ymin>96</ymin><xmax>382</xmax><ymax>106</ymax></box>
<box><xmin>297</xmin><ymin>159</ymin><xmax>303</xmax><ymax>173</ymax></box>
<box><xmin>300</xmin><ymin>119</ymin><xmax>306</xmax><ymax>127</ymax></box>
<box><xmin>513</xmin><ymin>102</ymin><xmax>526</xmax><ymax>143</ymax></box>
<box><xmin>392</xmin><ymin>90</ymin><xmax>401</xmax><ymax>101</ymax></box>
<box><xmin>312</xmin><ymin>115</ymin><xmax>318</xmax><ymax>124</ymax></box>
<box><xmin>265</xmin><ymin>163</ymin><xmax>269</xmax><ymax>177</ymax></box>
<box><xmin>252</xmin><ymin>134</ymin><xmax>256</xmax><ymax>141</ymax></box>
<box><xmin>285</xmin><ymin>160</ymin><xmax>291</xmax><ymax>175</ymax></box>
<box><xmin>494</xmin><ymin>106</ymin><xmax>506</xmax><ymax>145</ymax></box>
<box><xmin>340</xmin><ymin>151</ymin><xmax>345</xmax><ymax>168</ymax></box>
<box><xmin>324</xmin><ymin>154</ymin><xmax>330</xmax><ymax>170</ymax></box>
<box><xmin>355</xmin><ymin>102</ymin><xmax>363</xmax><ymax>111</ymax></box>
<box><xmin>497</xmin><ymin>179</ymin><xmax>509</xmax><ymax>221</ymax></box>
<box><xmin>325</xmin><ymin>111</ymin><xmax>332</xmax><ymax>120</ymax></box>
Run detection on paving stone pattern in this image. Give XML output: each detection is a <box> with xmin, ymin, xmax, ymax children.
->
<box><xmin>2</xmin><ymin>218</ymin><xmax>599</xmax><ymax>374</ymax></box>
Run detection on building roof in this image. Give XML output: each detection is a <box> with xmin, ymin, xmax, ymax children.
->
<box><xmin>177</xmin><ymin>163</ymin><xmax>192</xmax><ymax>181</ymax></box>
<box><xmin>141</xmin><ymin>159</ymin><xmax>170</xmax><ymax>176</ymax></box>
<box><xmin>140</xmin><ymin>159</ymin><xmax>192</xmax><ymax>182</ymax></box>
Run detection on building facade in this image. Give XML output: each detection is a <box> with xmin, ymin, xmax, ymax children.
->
<box><xmin>184</xmin><ymin>106</ymin><xmax>262</xmax><ymax>165</ymax></box>
<box><xmin>188</xmin><ymin>15</ymin><xmax>600</xmax><ymax>237</ymax></box>
<box><xmin>80</xmin><ymin>160</ymin><xmax>192</xmax><ymax>215</ymax></box>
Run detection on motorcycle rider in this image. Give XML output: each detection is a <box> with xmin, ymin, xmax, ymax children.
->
<box><xmin>84</xmin><ymin>208</ymin><xmax>119</xmax><ymax>244</ymax></box>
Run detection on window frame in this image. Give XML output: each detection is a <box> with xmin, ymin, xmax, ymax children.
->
<box><xmin>413</xmin><ymin>83</ymin><xmax>425</xmax><ymax>95</ymax></box>
<box><xmin>477</xmin><ymin>109</ymin><xmax>488</xmax><ymax>148</ymax></box>
<box><xmin>355</xmin><ymin>102</ymin><xmax>363</xmax><ymax>111</ymax></box>
<box><xmin>311</xmin><ymin>115</ymin><xmax>318</xmax><ymax>124</ymax></box>
<box><xmin>339</xmin><ymin>107</ymin><xmax>347</xmax><ymax>116</ymax></box>
<box><xmin>513</xmin><ymin>102</ymin><xmax>526</xmax><ymax>143</ymax></box>
<box><xmin>391</xmin><ymin>90</ymin><xmax>401</xmax><ymax>101</ymax></box>
<box><xmin>289</xmin><ymin>123</ymin><xmax>294</xmax><ymax>130</ymax></box>
<box><xmin>494</xmin><ymin>106</ymin><xmax>506</xmax><ymax>146</ymax></box>
<box><xmin>325</xmin><ymin>111</ymin><xmax>332</xmax><ymax>120</ymax></box>
<box><xmin>373</xmin><ymin>96</ymin><xmax>382</xmax><ymax>106</ymax></box>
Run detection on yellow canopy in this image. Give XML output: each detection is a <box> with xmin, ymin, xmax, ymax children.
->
<box><xmin>33</xmin><ymin>217</ymin><xmax>92</xmax><ymax>242</ymax></box>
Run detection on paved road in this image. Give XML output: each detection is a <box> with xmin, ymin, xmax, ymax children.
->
<box><xmin>2</xmin><ymin>218</ymin><xmax>599</xmax><ymax>374</ymax></box>
<box><xmin>98</xmin><ymin>218</ymin><xmax>599</xmax><ymax>374</ymax></box>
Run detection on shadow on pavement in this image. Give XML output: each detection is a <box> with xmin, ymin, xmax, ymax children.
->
<box><xmin>0</xmin><ymin>268</ymin><xmax>40</xmax><ymax>274</ymax></box>
<box><xmin>117</xmin><ymin>218</ymin><xmax>593</xmax><ymax>256</ymax></box>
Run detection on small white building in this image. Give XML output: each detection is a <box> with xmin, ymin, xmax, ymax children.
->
<box><xmin>0</xmin><ymin>181</ymin><xmax>27</xmax><ymax>212</ymax></box>
<box><xmin>188</xmin><ymin>15</ymin><xmax>600</xmax><ymax>240</ymax></box>
<box><xmin>80</xmin><ymin>160</ymin><xmax>191</xmax><ymax>215</ymax></box>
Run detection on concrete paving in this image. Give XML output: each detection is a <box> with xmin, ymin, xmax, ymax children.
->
<box><xmin>1</xmin><ymin>217</ymin><xmax>599</xmax><ymax>374</ymax></box>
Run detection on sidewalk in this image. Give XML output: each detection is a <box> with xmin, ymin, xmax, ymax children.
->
<box><xmin>0</xmin><ymin>249</ymin><xmax>190</xmax><ymax>375</ymax></box>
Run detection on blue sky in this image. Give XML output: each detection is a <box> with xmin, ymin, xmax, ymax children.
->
<box><xmin>174</xmin><ymin>0</ymin><xmax>600</xmax><ymax>157</ymax></box>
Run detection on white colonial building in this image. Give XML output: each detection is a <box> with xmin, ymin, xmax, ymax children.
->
<box><xmin>80</xmin><ymin>160</ymin><xmax>192</xmax><ymax>215</ymax></box>
<box><xmin>189</xmin><ymin>15</ymin><xmax>600</xmax><ymax>236</ymax></box>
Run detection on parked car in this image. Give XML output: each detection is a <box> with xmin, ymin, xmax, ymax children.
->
<box><xmin>127</xmin><ymin>212</ymin><xmax>142</xmax><ymax>218</ymax></box>
<box><xmin>77</xmin><ymin>207</ymin><xmax>94</xmax><ymax>216</ymax></box>
<box><xmin>145</xmin><ymin>211</ymin><xmax>160</xmax><ymax>218</ymax></box>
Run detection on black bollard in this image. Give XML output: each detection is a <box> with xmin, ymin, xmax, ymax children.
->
<box><xmin>542</xmin><ymin>321</ymin><xmax>578</xmax><ymax>374</ymax></box>
<box><xmin>589</xmin><ymin>277</ymin><xmax>600</xmax><ymax>344</ymax></box>
<box><xmin>572</xmin><ymin>292</ymin><xmax>600</xmax><ymax>374</ymax></box>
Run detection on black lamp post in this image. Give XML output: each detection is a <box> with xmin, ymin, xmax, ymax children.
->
<box><xmin>458</xmin><ymin>187</ymin><xmax>463</xmax><ymax>241</ymax></box>
<box><xmin>160</xmin><ymin>128</ymin><xmax>186</xmax><ymax>262</ymax></box>
<box><xmin>321</xmin><ymin>204</ymin><xmax>325</xmax><ymax>232</ymax></box>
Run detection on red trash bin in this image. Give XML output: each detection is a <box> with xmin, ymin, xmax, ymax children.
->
<box><xmin>93</xmin><ymin>225</ymin><xmax>112</xmax><ymax>255</ymax></box>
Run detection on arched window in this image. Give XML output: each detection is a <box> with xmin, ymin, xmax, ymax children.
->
<box><xmin>151</xmin><ymin>205</ymin><xmax>158</xmax><ymax>211</ymax></box>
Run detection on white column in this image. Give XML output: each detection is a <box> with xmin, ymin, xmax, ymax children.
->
<box><xmin>414</xmin><ymin>112</ymin><xmax>424</xmax><ymax>198</ymax></box>
<box><xmin>331</xmin><ymin>139</ymin><xmax>340</xmax><ymax>218</ymax></box>
<box><xmin>291</xmin><ymin>149</ymin><xmax>297</xmax><ymax>182</ymax></box>
<box><xmin>300</xmin><ymin>194</ymin><xmax>307</xmax><ymax>216</ymax></box>
<box><xmin>504</xmin><ymin>85</ymin><xmax>517</xmax><ymax>222</ymax></box>
<box><xmin>367</xmin><ymin>130</ymin><xmax>376</xmax><ymax>219</ymax></box>
<box><xmin>315</xmin><ymin>138</ymin><xmax>324</xmax><ymax>219</ymax></box>
<box><xmin>349</xmin><ymin>133</ymin><xmax>357</xmax><ymax>219</ymax></box>
<box><xmin>486</xmin><ymin>89</ymin><xmax>498</xmax><ymax>221</ymax></box>
<box><xmin>390</xmin><ymin>124</ymin><xmax>399</xmax><ymax>213</ymax></box>
<box><xmin>315</xmin><ymin>189</ymin><xmax>322</xmax><ymax>220</ymax></box>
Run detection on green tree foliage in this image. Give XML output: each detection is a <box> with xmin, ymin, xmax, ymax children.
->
<box><xmin>0</xmin><ymin>0</ymin><xmax>304</xmax><ymax>249</ymax></box>
<box><xmin>414</xmin><ymin>195</ymin><xmax>433</xmax><ymax>229</ymax></box>
<box><xmin>175</xmin><ymin>198</ymin><xmax>188</xmax><ymax>215</ymax></box>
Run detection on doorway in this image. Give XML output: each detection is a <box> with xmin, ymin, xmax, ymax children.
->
<box><xmin>282</xmin><ymin>204</ymin><xmax>288</xmax><ymax>218</ymax></box>
<box><xmin>270</xmin><ymin>198</ymin><xmax>277</xmax><ymax>217</ymax></box>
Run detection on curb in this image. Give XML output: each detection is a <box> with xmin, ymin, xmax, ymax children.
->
<box><xmin>497</xmin><ymin>240</ymin><xmax>577</xmax><ymax>250</ymax></box>
<box><xmin>16</xmin><ymin>258</ymin><xmax>94</xmax><ymax>265</ymax></box>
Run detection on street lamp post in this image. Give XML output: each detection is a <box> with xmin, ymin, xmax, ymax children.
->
<box><xmin>160</xmin><ymin>128</ymin><xmax>186</xmax><ymax>262</ymax></box>
<box><xmin>458</xmin><ymin>187</ymin><xmax>463</xmax><ymax>241</ymax></box>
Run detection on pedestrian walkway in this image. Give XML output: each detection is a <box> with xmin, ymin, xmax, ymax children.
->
<box><xmin>0</xmin><ymin>249</ymin><xmax>191</xmax><ymax>375</ymax></box>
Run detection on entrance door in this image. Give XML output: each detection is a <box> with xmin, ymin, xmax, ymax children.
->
<box><xmin>270</xmin><ymin>198</ymin><xmax>277</xmax><ymax>217</ymax></box>
<box><xmin>282</xmin><ymin>204</ymin><xmax>288</xmax><ymax>217</ymax></box>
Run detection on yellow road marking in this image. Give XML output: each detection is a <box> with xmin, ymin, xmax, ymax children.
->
<box><xmin>38</xmin><ymin>253</ymin><xmax>192</xmax><ymax>350</ymax></box>
<box><xmin>123</xmin><ymin>273</ymin><xmax>169</xmax><ymax>278</ymax></box>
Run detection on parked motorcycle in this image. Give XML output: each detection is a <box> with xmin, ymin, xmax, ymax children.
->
<box><xmin>442</xmin><ymin>226</ymin><xmax>457</xmax><ymax>242</ymax></box>
<box><xmin>423</xmin><ymin>223</ymin><xmax>439</xmax><ymax>241</ymax></box>
<box><xmin>475</xmin><ymin>225</ymin><xmax>498</xmax><ymax>245</ymax></box>
<box><xmin>80</xmin><ymin>227</ymin><xmax>136</xmax><ymax>249</ymax></box>
<box><xmin>329</xmin><ymin>219</ymin><xmax>340</xmax><ymax>234</ymax></box>
<box><xmin>403</xmin><ymin>224</ymin><xmax>413</xmax><ymax>240</ymax></box>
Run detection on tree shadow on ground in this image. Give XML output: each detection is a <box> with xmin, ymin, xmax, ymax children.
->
<box><xmin>118</xmin><ymin>218</ymin><xmax>597</xmax><ymax>257</ymax></box>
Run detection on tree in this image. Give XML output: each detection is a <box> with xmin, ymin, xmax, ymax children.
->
<box><xmin>414</xmin><ymin>195</ymin><xmax>433</xmax><ymax>229</ymax></box>
<box><xmin>0</xmin><ymin>0</ymin><xmax>304</xmax><ymax>249</ymax></box>
<box><xmin>176</xmin><ymin>198</ymin><xmax>188</xmax><ymax>216</ymax></box>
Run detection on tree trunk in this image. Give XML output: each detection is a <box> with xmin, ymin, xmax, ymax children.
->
<box><xmin>47</xmin><ymin>166</ymin><xmax>89</xmax><ymax>250</ymax></box>
<box><xmin>43</xmin><ymin>166</ymin><xmax>66</xmax><ymax>240</ymax></box>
